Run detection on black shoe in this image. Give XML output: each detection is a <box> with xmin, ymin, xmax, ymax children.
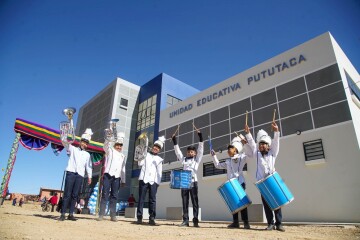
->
<box><xmin>244</xmin><ymin>222</ymin><xmax>251</xmax><ymax>229</ymax></box>
<box><xmin>67</xmin><ymin>215</ymin><xmax>77</xmax><ymax>221</ymax></box>
<box><xmin>58</xmin><ymin>215</ymin><xmax>65</xmax><ymax>221</ymax></box>
<box><xmin>110</xmin><ymin>216</ymin><xmax>118</xmax><ymax>222</ymax></box>
<box><xmin>179</xmin><ymin>221</ymin><xmax>189</xmax><ymax>227</ymax></box>
<box><xmin>136</xmin><ymin>218</ymin><xmax>142</xmax><ymax>224</ymax></box>
<box><xmin>227</xmin><ymin>222</ymin><xmax>240</xmax><ymax>228</ymax></box>
<box><xmin>265</xmin><ymin>224</ymin><xmax>275</xmax><ymax>230</ymax></box>
<box><xmin>97</xmin><ymin>216</ymin><xmax>104</xmax><ymax>221</ymax></box>
<box><xmin>276</xmin><ymin>225</ymin><xmax>285</xmax><ymax>232</ymax></box>
<box><xmin>149</xmin><ymin>219</ymin><xmax>156</xmax><ymax>226</ymax></box>
<box><xmin>193</xmin><ymin>218</ymin><xmax>199</xmax><ymax>228</ymax></box>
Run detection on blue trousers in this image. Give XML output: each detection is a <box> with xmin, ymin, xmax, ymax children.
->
<box><xmin>261</xmin><ymin>195</ymin><xmax>282</xmax><ymax>226</ymax></box>
<box><xmin>61</xmin><ymin>171</ymin><xmax>83</xmax><ymax>215</ymax></box>
<box><xmin>233</xmin><ymin>183</ymin><xmax>249</xmax><ymax>223</ymax></box>
<box><xmin>99</xmin><ymin>173</ymin><xmax>120</xmax><ymax>217</ymax></box>
<box><xmin>181</xmin><ymin>182</ymin><xmax>199</xmax><ymax>221</ymax></box>
<box><xmin>137</xmin><ymin>180</ymin><xmax>158</xmax><ymax>220</ymax></box>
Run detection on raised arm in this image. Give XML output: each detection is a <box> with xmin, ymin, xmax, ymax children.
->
<box><xmin>103</xmin><ymin>139</ymin><xmax>112</xmax><ymax>154</ymax></box>
<box><xmin>195</xmin><ymin>132</ymin><xmax>204</xmax><ymax>162</ymax></box>
<box><xmin>211</xmin><ymin>150</ymin><xmax>227</xmax><ymax>169</ymax></box>
<box><xmin>244</xmin><ymin>124</ymin><xmax>256</xmax><ymax>158</ymax></box>
<box><xmin>270</xmin><ymin>122</ymin><xmax>280</xmax><ymax>158</ymax></box>
<box><xmin>172</xmin><ymin>135</ymin><xmax>184</xmax><ymax>162</ymax></box>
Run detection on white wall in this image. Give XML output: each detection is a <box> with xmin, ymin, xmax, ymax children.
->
<box><xmin>157</xmin><ymin>122</ymin><xmax>360</xmax><ymax>222</ymax></box>
<box><xmin>330</xmin><ymin>34</ymin><xmax>360</xmax><ymax>149</ymax></box>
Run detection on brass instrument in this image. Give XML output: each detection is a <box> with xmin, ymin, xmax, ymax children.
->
<box><xmin>134</xmin><ymin>132</ymin><xmax>148</xmax><ymax>161</ymax></box>
<box><xmin>104</xmin><ymin>119</ymin><xmax>119</xmax><ymax>141</ymax></box>
<box><xmin>60</xmin><ymin>107</ymin><xmax>76</xmax><ymax>144</ymax></box>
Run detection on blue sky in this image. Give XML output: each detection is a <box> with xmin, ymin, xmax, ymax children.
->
<box><xmin>0</xmin><ymin>0</ymin><xmax>359</xmax><ymax>194</ymax></box>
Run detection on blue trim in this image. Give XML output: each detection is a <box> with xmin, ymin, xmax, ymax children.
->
<box><xmin>138</xmin><ymin>73</ymin><xmax>199</xmax><ymax>140</ymax></box>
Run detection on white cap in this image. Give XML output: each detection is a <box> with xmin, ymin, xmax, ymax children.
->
<box><xmin>229</xmin><ymin>136</ymin><xmax>243</xmax><ymax>153</ymax></box>
<box><xmin>256</xmin><ymin>129</ymin><xmax>272</xmax><ymax>146</ymax></box>
<box><xmin>115</xmin><ymin>132</ymin><xmax>125</xmax><ymax>145</ymax></box>
<box><xmin>154</xmin><ymin>136</ymin><xmax>166</xmax><ymax>149</ymax></box>
<box><xmin>81</xmin><ymin>128</ymin><xmax>93</xmax><ymax>143</ymax></box>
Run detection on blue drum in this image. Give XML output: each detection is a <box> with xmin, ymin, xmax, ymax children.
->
<box><xmin>218</xmin><ymin>178</ymin><xmax>252</xmax><ymax>214</ymax></box>
<box><xmin>255</xmin><ymin>171</ymin><xmax>294</xmax><ymax>211</ymax></box>
<box><xmin>170</xmin><ymin>170</ymin><xmax>192</xmax><ymax>189</ymax></box>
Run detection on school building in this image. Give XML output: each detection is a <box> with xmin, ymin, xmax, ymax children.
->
<box><xmin>157</xmin><ymin>32</ymin><xmax>360</xmax><ymax>223</ymax></box>
<box><xmin>75</xmin><ymin>73</ymin><xmax>199</xmax><ymax>202</ymax></box>
<box><xmin>77</xmin><ymin>32</ymin><xmax>360</xmax><ymax>222</ymax></box>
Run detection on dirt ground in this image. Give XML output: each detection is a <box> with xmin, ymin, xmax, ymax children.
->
<box><xmin>0</xmin><ymin>201</ymin><xmax>359</xmax><ymax>240</ymax></box>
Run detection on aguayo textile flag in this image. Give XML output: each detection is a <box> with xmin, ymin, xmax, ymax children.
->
<box><xmin>14</xmin><ymin>118</ymin><xmax>104</xmax><ymax>154</ymax></box>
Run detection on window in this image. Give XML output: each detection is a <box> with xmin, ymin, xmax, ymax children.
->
<box><xmin>120</xmin><ymin>98</ymin><xmax>128</xmax><ymax>110</ymax></box>
<box><xmin>203</xmin><ymin>161</ymin><xmax>226</xmax><ymax>177</ymax></box>
<box><xmin>303</xmin><ymin>139</ymin><xmax>325</xmax><ymax>164</ymax></box>
<box><xmin>136</xmin><ymin>94</ymin><xmax>157</xmax><ymax>131</ymax></box>
<box><xmin>162</xmin><ymin>171</ymin><xmax>172</xmax><ymax>182</ymax></box>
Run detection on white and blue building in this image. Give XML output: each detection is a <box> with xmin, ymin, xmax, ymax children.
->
<box><xmin>77</xmin><ymin>32</ymin><xmax>360</xmax><ymax>222</ymax></box>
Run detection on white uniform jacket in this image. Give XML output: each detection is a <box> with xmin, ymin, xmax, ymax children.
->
<box><xmin>247</xmin><ymin>131</ymin><xmax>280</xmax><ymax>181</ymax></box>
<box><xmin>174</xmin><ymin>142</ymin><xmax>204</xmax><ymax>182</ymax></box>
<box><xmin>138</xmin><ymin>153</ymin><xmax>163</xmax><ymax>185</ymax></box>
<box><xmin>61</xmin><ymin>140</ymin><xmax>92</xmax><ymax>178</ymax></box>
<box><xmin>212</xmin><ymin>153</ymin><xmax>247</xmax><ymax>184</ymax></box>
<box><xmin>103</xmin><ymin>140</ymin><xmax>126</xmax><ymax>183</ymax></box>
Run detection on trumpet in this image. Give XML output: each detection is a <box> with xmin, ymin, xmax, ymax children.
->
<box><xmin>60</xmin><ymin>107</ymin><xmax>76</xmax><ymax>144</ymax></box>
<box><xmin>134</xmin><ymin>132</ymin><xmax>148</xmax><ymax>161</ymax></box>
<box><xmin>104</xmin><ymin>119</ymin><xmax>119</xmax><ymax>141</ymax></box>
<box><xmin>137</xmin><ymin>132</ymin><xmax>147</xmax><ymax>140</ymax></box>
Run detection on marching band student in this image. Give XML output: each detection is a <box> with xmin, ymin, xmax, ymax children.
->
<box><xmin>135</xmin><ymin>135</ymin><xmax>165</xmax><ymax>226</ymax></box>
<box><xmin>97</xmin><ymin>132</ymin><xmax>126</xmax><ymax>222</ymax></box>
<box><xmin>171</xmin><ymin>129</ymin><xmax>203</xmax><ymax>227</ymax></box>
<box><xmin>247</xmin><ymin>121</ymin><xmax>285</xmax><ymax>232</ymax></box>
<box><xmin>59</xmin><ymin>128</ymin><xmax>93</xmax><ymax>221</ymax></box>
<box><xmin>210</xmin><ymin>127</ymin><xmax>252</xmax><ymax>229</ymax></box>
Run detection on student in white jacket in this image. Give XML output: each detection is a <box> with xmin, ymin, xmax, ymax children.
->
<box><xmin>171</xmin><ymin>129</ymin><xmax>203</xmax><ymax>227</ymax></box>
<box><xmin>211</xmin><ymin>125</ymin><xmax>253</xmax><ymax>229</ymax></box>
<box><xmin>135</xmin><ymin>135</ymin><xmax>165</xmax><ymax>226</ymax></box>
<box><xmin>59</xmin><ymin>128</ymin><xmax>93</xmax><ymax>222</ymax></box>
<box><xmin>97</xmin><ymin>132</ymin><xmax>126</xmax><ymax>222</ymax></box>
<box><xmin>247</xmin><ymin>121</ymin><xmax>285</xmax><ymax>232</ymax></box>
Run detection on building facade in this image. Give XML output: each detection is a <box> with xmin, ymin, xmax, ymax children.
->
<box><xmin>157</xmin><ymin>32</ymin><xmax>360</xmax><ymax>222</ymax></box>
<box><xmin>76</xmin><ymin>74</ymin><xmax>199</xmax><ymax>203</ymax></box>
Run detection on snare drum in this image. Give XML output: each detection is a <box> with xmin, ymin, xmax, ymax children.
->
<box><xmin>170</xmin><ymin>170</ymin><xmax>192</xmax><ymax>189</ymax></box>
<box><xmin>218</xmin><ymin>178</ymin><xmax>252</xmax><ymax>214</ymax></box>
<box><xmin>255</xmin><ymin>171</ymin><xmax>294</xmax><ymax>211</ymax></box>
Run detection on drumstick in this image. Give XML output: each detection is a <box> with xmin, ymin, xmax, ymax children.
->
<box><xmin>272</xmin><ymin>109</ymin><xmax>276</xmax><ymax>122</ymax></box>
<box><xmin>171</xmin><ymin>124</ymin><xmax>181</xmax><ymax>138</ymax></box>
<box><xmin>192</xmin><ymin>122</ymin><xmax>200</xmax><ymax>132</ymax></box>
<box><xmin>245</xmin><ymin>111</ymin><xmax>248</xmax><ymax>126</ymax></box>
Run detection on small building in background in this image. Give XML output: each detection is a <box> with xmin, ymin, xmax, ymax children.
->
<box><xmin>38</xmin><ymin>187</ymin><xmax>63</xmax><ymax>204</ymax></box>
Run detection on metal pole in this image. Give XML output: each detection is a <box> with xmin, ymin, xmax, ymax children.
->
<box><xmin>0</xmin><ymin>133</ymin><xmax>21</xmax><ymax>205</ymax></box>
<box><xmin>60</xmin><ymin>170</ymin><xmax>66</xmax><ymax>198</ymax></box>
